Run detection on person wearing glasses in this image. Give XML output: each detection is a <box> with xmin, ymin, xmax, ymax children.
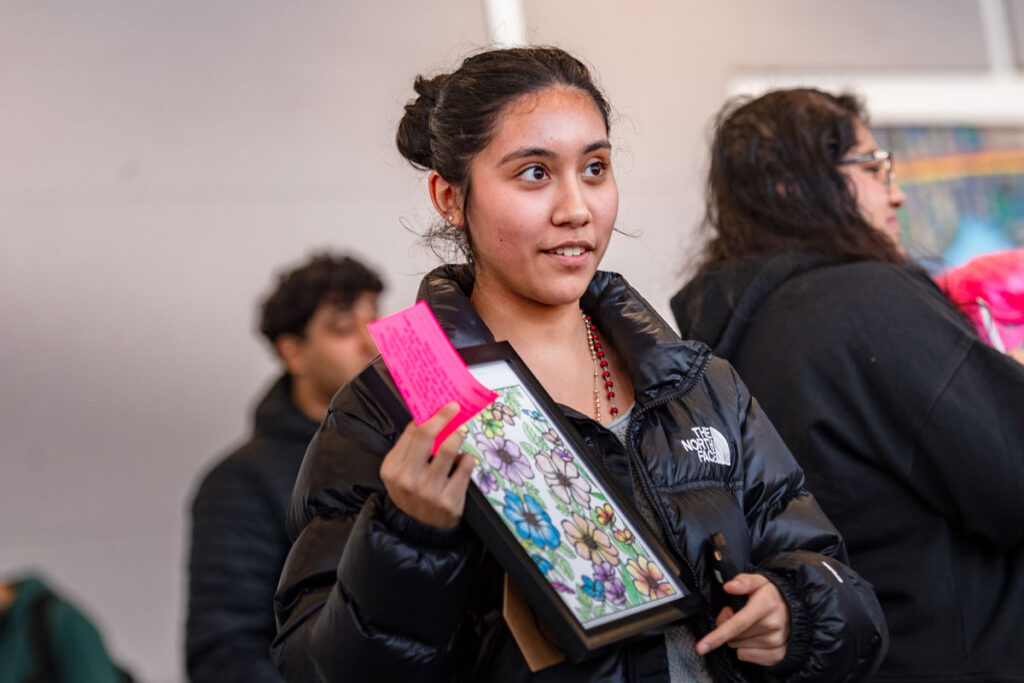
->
<box><xmin>670</xmin><ymin>88</ymin><xmax>1024</xmax><ymax>680</ymax></box>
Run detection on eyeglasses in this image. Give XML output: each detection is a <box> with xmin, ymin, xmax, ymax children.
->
<box><xmin>837</xmin><ymin>149</ymin><xmax>895</xmax><ymax>189</ymax></box>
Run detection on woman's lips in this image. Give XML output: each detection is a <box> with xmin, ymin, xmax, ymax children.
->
<box><xmin>543</xmin><ymin>245</ymin><xmax>591</xmax><ymax>266</ymax></box>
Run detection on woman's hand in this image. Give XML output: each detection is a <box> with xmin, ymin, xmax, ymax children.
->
<box><xmin>379</xmin><ymin>402</ymin><xmax>476</xmax><ymax>530</ymax></box>
<box><xmin>696</xmin><ymin>573</ymin><xmax>790</xmax><ymax>667</ymax></box>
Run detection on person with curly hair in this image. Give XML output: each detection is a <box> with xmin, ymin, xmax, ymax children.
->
<box><xmin>186</xmin><ymin>252</ymin><xmax>383</xmax><ymax>683</ymax></box>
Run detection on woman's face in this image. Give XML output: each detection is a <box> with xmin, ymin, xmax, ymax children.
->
<box><xmin>839</xmin><ymin>119</ymin><xmax>907</xmax><ymax>250</ymax></box>
<box><xmin>462</xmin><ymin>86</ymin><xmax>618</xmax><ymax>309</ymax></box>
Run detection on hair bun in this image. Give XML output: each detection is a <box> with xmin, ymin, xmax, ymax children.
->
<box><xmin>396</xmin><ymin>73</ymin><xmax>449</xmax><ymax>169</ymax></box>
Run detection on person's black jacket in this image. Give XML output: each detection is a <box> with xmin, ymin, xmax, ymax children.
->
<box><xmin>272</xmin><ymin>265</ymin><xmax>887</xmax><ymax>682</ymax></box>
<box><xmin>671</xmin><ymin>251</ymin><xmax>1024</xmax><ymax>682</ymax></box>
<box><xmin>186</xmin><ymin>374</ymin><xmax>319</xmax><ymax>683</ymax></box>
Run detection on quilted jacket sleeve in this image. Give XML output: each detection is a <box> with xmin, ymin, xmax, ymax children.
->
<box><xmin>186</xmin><ymin>460</ymin><xmax>287</xmax><ymax>683</ymax></box>
<box><xmin>270</xmin><ymin>368</ymin><xmax>478</xmax><ymax>682</ymax></box>
<box><xmin>727</xmin><ymin>363</ymin><xmax>888</xmax><ymax>682</ymax></box>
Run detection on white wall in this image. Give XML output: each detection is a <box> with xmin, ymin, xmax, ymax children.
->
<box><xmin>0</xmin><ymin>2</ymin><xmax>1007</xmax><ymax>681</ymax></box>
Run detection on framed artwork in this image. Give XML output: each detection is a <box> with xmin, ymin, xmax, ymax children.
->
<box><xmin>457</xmin><ymin>342</ymin><xmax>700</xmax><ymax>662</ymax></box>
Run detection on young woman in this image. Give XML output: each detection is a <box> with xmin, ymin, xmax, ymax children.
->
<box><xmin>272</xmin><ymin>52</ymin><xmax>886</xmax><ymax>682</ymax></box>
<box><xmin>672</xmin><ymin>89</ymin><xmax>1024</xmax><ymax>680</ymax></box>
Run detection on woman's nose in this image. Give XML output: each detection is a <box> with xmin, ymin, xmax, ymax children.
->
<box><xmin>889</xmin><ymin>182</ymin><xmax>907</xmax><ymax>207</ymax></box>
<box><xmin>552</xmin><ymin>179</ymin><xmax>592</xmax><ymax>228</ymax></box>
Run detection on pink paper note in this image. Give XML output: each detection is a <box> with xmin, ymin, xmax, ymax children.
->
<box><xmin>367</xmin><ymin>301</ymin><xmax>498</xmax><ymax>453</ymax></box>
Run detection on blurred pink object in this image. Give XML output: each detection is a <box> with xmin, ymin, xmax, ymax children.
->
<box><xmin>935</xmin><ymin>248</ymin><xmax>1024</xmax><ymax>351</ymax></box>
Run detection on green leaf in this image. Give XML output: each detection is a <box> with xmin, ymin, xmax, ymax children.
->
<box><xmin>553</xmin><ymin>552</ymin><xmax>574</xmax><ymax>581</ymax></box>
<box><xmin>522</xmin><ymin>421</ymin><xmax>539</xmax><ymax>443</ymax></box>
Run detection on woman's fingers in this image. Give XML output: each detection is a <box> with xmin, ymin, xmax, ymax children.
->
<box><xmin>722</xmin><ymin>573</ymin><xmax>769</xmax><ymax>595</ymax></box>
<box><xmin>697</xmin><ymin>595</ymin><xmax>772</xmax><ymax>654</ymax></box>
<box><xmin>380</xmin><ymin>402</ymin><xmax>474</xmax><ymax>529</ymax></box>
<box><xmin>438</xmin><ymin>452</ymin><xmax>477</xmax><ymax>518</ymax></box>
<box><xmin>697</xmin><ymin>573</ymin><xmax>789</xmax><ymax>658</ymax></box>
<box><xmin>424</xmin><ymin>417</ymin><xmax>468</xmax><ymax>497</ymax></box>
<box><xmin>726</xmin><ymin>628</ymin><xmax>789</xmax><ymax>649</ymax></box>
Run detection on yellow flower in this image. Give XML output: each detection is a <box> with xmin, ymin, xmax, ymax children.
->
<box><xmin>595</xmin><ymin>503</ymin><xmax>615</xmax><ymax>527</ymax></box>
<box><xmin>561</xmin><ymin>513</ymin><xmax>619</xmax><ymax>566</ymax></box>
<box><xmin>625</xmin><ymin>556</ymin><xmax>674</xmax><ymax>599</ymax></box>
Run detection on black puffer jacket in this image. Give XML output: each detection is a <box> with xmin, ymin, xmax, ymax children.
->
<box><xmin>188</xmin><ymin>374</ymin><xmax>319</xmax><ymax>683</ymax></box>
<box><xmin>272</xmin><ymin>265</ymin><xmax>887</xmax><ymax>682</ymax></box>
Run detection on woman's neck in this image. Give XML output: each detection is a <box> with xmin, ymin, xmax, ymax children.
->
<box><xmin>470</xmin><ymin>284</ymin><xmax>585</xmax><ymax>361</ymax></box>
<box><xmin>469</xmin><ymin>278</ymin><xmax>634</xmax><ymax>423</ymax></box>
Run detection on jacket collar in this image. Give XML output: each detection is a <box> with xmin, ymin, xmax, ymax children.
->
<box><xmin>416</xmin><ymin>265</ymin><xmax>710</xmax><ymax>407</ymax></box>
<box><xmin>253</xmin><ymin>373</ymin><xmax>321</xmax><ymax>443</ymax></box>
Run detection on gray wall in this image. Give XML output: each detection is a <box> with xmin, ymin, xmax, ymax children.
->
<box><xmin>0</xmin><ymin>2</ymin><xmax>1010</xmax><ymax>681</ymax></box>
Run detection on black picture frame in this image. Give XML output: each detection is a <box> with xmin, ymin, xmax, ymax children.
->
<box><xmin>457</xmin><ymin>341</ymin><xmax>702</xmax><ymax>662</ymax></box>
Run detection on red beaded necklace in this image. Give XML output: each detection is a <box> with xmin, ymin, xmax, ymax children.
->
<box><xmin>581</xmin><ymin>308</ymin><xmax>618</xmax><ymax>421</ymax></box>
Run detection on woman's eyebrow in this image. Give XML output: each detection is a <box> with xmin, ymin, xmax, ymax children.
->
<box><xmin>499</xmin><ymin>140</ymin><xmax>610</xmax><ymax>165</ymax></box>
<box><xmin>499</xmin><ymin>147</ymin><xmax>554</xmax><ymax>164</ymax></box>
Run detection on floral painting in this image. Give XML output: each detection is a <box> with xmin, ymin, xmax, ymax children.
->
<box><xmin>461</xmin><ymin>361</ymin><xmax>684</xmax><ymax>629</ymax></box>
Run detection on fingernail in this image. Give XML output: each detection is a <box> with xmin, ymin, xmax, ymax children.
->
<box><xmin>696</xmin><ymin>642</ymin><xmax>709</xmax><ymax>655</ymax></box>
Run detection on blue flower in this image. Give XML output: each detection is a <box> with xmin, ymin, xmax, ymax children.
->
<box><xmin>581</xmin><ymin>575</ymin><xmax>606</xmax><ymax>601</ymax></box>
<box><xmin>532</xmin><ymin>554</ymin><xmax>553</xmax><ymax>575</ymax></box>
<box><xmin>502</xmin><ymin>490</ymin><xmax>560</xmax><ymax>549</ymax></box>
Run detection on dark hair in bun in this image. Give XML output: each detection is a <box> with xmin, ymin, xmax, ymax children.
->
<box><xmin>395</xmin><ymin>74</ymin><xmax>449</xmax><ymax>169</ymax></box>
<box><xmin>396</xmin><ymin>46</ymin><xmax>610</xmax><ymax>263</ymax></box>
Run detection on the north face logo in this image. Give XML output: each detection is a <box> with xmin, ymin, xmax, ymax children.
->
<box><xmin>680</xmin><ymin>426</ymin><xmax>731</xmax><ymax>466</ymax></box>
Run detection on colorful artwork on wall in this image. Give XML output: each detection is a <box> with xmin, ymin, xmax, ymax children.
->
<box><xmin>873</xmin><ymin>125</ymin><xmax>1024</xmax><ymax>268</ymax></box>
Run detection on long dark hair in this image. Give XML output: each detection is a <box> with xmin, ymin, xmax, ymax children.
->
<box><xmin>395</xmin><ymin>47</ymin><xmax>611</xmax><ymax>264</ymax></box>
<box><xmin>698</xmin><ymin>88</ymin><xmax>905</xmax><ymax>269</ymax></box>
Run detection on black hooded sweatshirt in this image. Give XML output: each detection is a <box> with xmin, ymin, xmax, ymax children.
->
<box><xmin>672</xmin><ymin>251</ymin><xmax>1024</xmax><ymax>682</ymax></box>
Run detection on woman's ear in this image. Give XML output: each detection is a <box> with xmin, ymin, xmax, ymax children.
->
<box><xmin>428</xmin><ymin>171</ymin><xmax>463</xmax><ymax>226</ymax></box>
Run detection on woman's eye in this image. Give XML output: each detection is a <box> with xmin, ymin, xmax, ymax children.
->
<box><xmin>518</xmin><ymin>165</ymin><xmax>548</xmax><ymax>182</ymax></box>
<box><xmin>583</xmin><ymin>160</ymin><xmax>607</xmax><ymax>178</ymax></box>
<box><xmin>863</xmin><ymin>164</ymin><xmax>882</xmax><ymax>176</ymax></box>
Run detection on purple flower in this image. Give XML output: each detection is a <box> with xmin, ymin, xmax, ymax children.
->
<box><xmin>553</xmin><ymin>447</ymin><xmax>573</xmax><ymax>462</ymax></box>
<box><xmin>605</xmin><ymin>578</ymin><xmax>627</xmax><ymax>605</ymax></box>
<box><xmin>476</xmin><ymin>470</ymin><xmax>497</xmax><ymax>495</ymax></box>
<box><xmin>593</xmin><ymin>560</ymin><xmax>615</xmax><ymax>584</ymax></box>
<box><xmin>478</xmin><ymin>435</ymin><xmax>533</xmax><ymax>485</ymax></box>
